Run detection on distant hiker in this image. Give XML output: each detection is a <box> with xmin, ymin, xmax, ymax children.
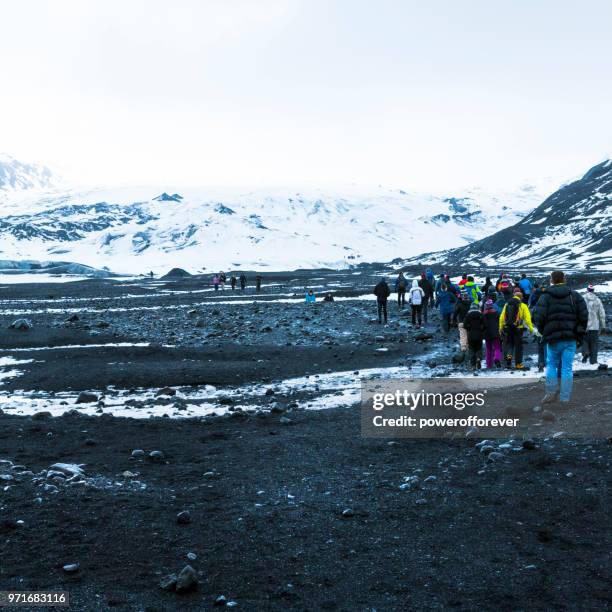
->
<box><xmin>240</xmin><ymin>273</ymin><xmax>247</xmax><ymax>291</ymax></box>
<box><xmin>499</xmin><ymin>287</ymin><xmax>534</xmax><ymax>369</ymax></box>
<box><xmin>425</xmin><ymin>268</ymin><xmax>435</xmax><ymax>296</ymax></box>
<box><xmin>534</xmin><ymin>270</ymin><xmax>588</xmax><ymax>403</ymax></box>
<box><xmin>529</xmin><ymin>282</ymin><xmax>543</xmax><ymax>308</ymax></box>
<box><xmin>454</xmin><ymin>289</ymin><xmax>472</xmax><ymax>353</ymax></box>
<box><xmin>482</xmin><ymin>298</ymin><xmax>502</xmax><ymax>368</ymax></box>
<box><xmin>408</xmin><ymin>279</ymin><xmax>425</xmax><ymax>328</ymax></box>
<box><xmin>149</xmin><ymin>270</ymin><xmax>154</xmax><ymax>279</ymax></box>
<box><xmin>212</xmin><ymin>274</ymin><xmax>220</xmax><ymax>291</ymax></box>
<box><xmin>482</xmin><ymin>276</ymin><xmax>492</xmax><ymax>295</ymax></box>
<box><xmin>305</xmin><ymin>289</ymin><xmax>316</xmax><ymax>303</ymax></box>
<box><xmin>323</xmin><ymin>293</ymin><xmax>335</xmax><ymax>302</ymax></box>
<box><xmin>458</xmin><ymin>274</ymin><xmax>468</xmax><ymax>287</ymax></box>
<box><xmin>581</xmin><ymin>284</ymin><xmax>606</xmax><ymax>365</ymax></box>
<box><xmin>395</xmin><ymin>272</ymin><xmax>408</xmax><ymax>308</ymax></box>
<box><xmin>373</xmin><ymin>277</ymin><xmax>391</xmax><ymax>324</ymax></box>
<box><xmin>528</xmin><ymin>283</ymin><xmax>547</xmax><ymax>371</ymax></box>
<box><xmin>496</xmin><ymin>273</ymin><xmax>512</xmax><ymax>302</ymax></box>
<box><xmin>255</xmin><ymin>274</ymin><xmax>262</xmax><ymax>292</ymax></box>
<box><xmin>418</xmin><ymin>272</ymin><xmax>434</xmax><ymax>322</ymax></box>
<box><xmin>230</xmin><ymin>275</ymin><xmax>237</xmax><ymax>290</ymax></box>
<box><xmin>464</xmin><ymin>276</ymin><xmax>482</xmax><ymax>304</ymax></box>
<box><xmin>518</xmin><ymin>273</ymin><xmax>532</xmax><ymax>304</ymax></box>
<box><xmin>434</xmin><ymin>273</ymin><xmax>446</xmax><ymax>296</ymax></box>
<box><xmin>435</xmin><ymin>283</ymin><xmax>457</xmax><ymax>333</ymax></box>
<box><xmin>463</xmin><ymin>302</ymin><xmax>484</xmax><ymax>369</ymax></box>
<box><xmin>219</xmin><ymin>271</ymin><xmax>227</xmax><ymax>290</ymax></box>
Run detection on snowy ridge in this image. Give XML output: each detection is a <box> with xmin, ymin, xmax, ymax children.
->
<box><xmin>403</xmin><ymin>159</ymin><xmax>612</xmax><ymax>271</ymax></box>
<box><xmin>0</xmin><ymin>176</ymin><xmax>551</xmax><ymax>275</ymax></box>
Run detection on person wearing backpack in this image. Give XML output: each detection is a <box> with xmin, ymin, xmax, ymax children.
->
<box><xmin>230</xmin><ymin>275</ymin><xmax>237</xmax><ymax>290</ymax></box>
<box><xmin>499</xmin><ymin>287</ymin><xmax>535</xmax><ymax>369</ymax></box>
<box><xmin>533</xmin><ymin>270</ymin><xmax>588</xmax><ymax>403</ymax></box>
<box><xmin>463</xmin><ymin>302</ymin><xmax>485</xmax><ymax>369</ymax></box>
<box><xmin>373</xmin><ymin>277</ymin><xmax>391</xmax><ymax>324</ymax></box>
<box><xmin>464</xmin><ymin>275</ymin><xmax>482</xmax><ymax>305</ymax></box>
<box><xmin>581</xmin><ymin>284</ymin><xmax>606</xmax><ymax>365</ymax></box>
<box><xmin>454</xmin><ymin>288</ymin><xmax>472</xmax><ymax>353</ymax></box>
<box><xmin>395</xmin><ymin>272</ymin><xmax>407</xmax><ymax>309</ymax></box>
<box><xmin>482</xmin><ymin>298</ymin><xmax>502</xmax><ymax>368</ymax></box>
<box><xmin>418</xmin><ymin>272</ymin><xmax>434</xmax><ymax>323</ymax></box>
<box><xmin>408</xmin><ymin>279</ymin><xmax>425</xmax><ymax>327</ymax></box>
<box><xmin>435</xmin><ymin>283</ymin><xmax>457</xmax><ymax>333</ymax></box>
<box><xmin>239</xmin><ymin>273</ymin><xmax>247</xmax><ymax>291</ymax></box>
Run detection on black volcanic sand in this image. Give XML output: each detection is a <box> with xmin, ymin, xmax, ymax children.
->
<box><xmin>0</xmin><ymin>269</ymin><xmax>611</xmax><ymax>611</ymax></box>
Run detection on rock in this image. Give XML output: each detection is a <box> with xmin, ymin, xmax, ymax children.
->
<box><xmin>542</xmin><ymin>410</ymin><xmax>556</xmax><ymax>422</ymax></box>
<box><xmin>260</xmin><ymin>325</ymin><xmax>273</xmax><ymax>332</ymax></box>
<box><xmin>598</xmin><ymin>363</ymin><xmax>608</xmax><ymax>370</ymax></box>
<box><xmin>66</xmin><ymin>314</ymin><xmax>80</xmax><ymax>322</ymax></box>
<box><xmin>479</xmin><ymin>445</ymin><xmax>495</xmax><ymax>455</ymax></box>
<box><xmin>10</xmin><ymin>318</ymin><xmax>33</xmax><ymax>331</ymax></box>
<box><xmin>76</xmin><ymin>391</ymin><xmax>98</xmax><ymax>404</ymax></box>
<box><xmin>49</xmin><ymin>463</ymin><xmax>85</xmax><ymax>477</ymax></box>
<box><xmin>426</xmin><ymin>360</ymin><xmax>437</xmax><ymax>369</ymax></box>
<box><xmin>162</xmin><ymin>268</ymin><xmax>191</xmax><ymax>279</ymax></box>
<box><xmin>465</xmin><ymin>426</ymin><xmax>479</xmax><ymax>438</ymax></box>
<box><xmin>522</xmin><ymin>439</ymin><xmax>536</xmax><ymax>450</ymax></box>
<box><xmin>187</xmin><ymin>552</ymin><xmax>197</xmax><ymax>561</ymax></box>
<box><xmin>176</xmin><ymin>511</ymin><xmax>191</xmax><ymax>525</ymax></box>
<box><xmin>265</xmin><ymin>388</ymin><xmax>275</xmax><ymax>396</ymax></box>
<box><xmin>423</xmin><ymin>475</ymin><xmax>437</xmax><ymax>483</ymax></box>
<box><xmin>148</xmin><ymin>450</ymin><xmax>165</xmax><ymax>462</ymax></box>
<box><xmin>400</xmin><ymin>475</ymin><xmax>421</xmax><ymax>490</ymax></box>
<box><xmin>156</xmin><ymin>387</ymin><xmax>176</xmax><ymax>397</ymax></box>
<box><xmin>341</xmin><ymin>508</ymin><xmax>354</xmax><ymax>518</ymax></box>
<box><xmin>487</xmin><ymin>452</ymin><xmax>505</xmax><ymax>463</ymax></box>
<box><xmin>32</xmin><ymin>411</ymin><xmax>52</xmax><ymax>420</ymax></box>
<box><xmin>415</xmin><ymin>332</ymin><xmax>433</xmax><ymax>341</ymax></box>
<box><xmin>159</xmin><ymin>573</ymin><xmax>178</xmax><ymax>591</ymax></box>
<box><xmin>63</xmin><ymin>563</ymin><xmax>79</xmax><ymax>573</ymax></box>
<box><xmin>131</xmin><ymin>449</ymin><xmax>146</xmax><ymax>458</ymax></box>
<box><xmin>84</xmin><ymin>438</ymin><xmax>97</xmax><ymax>446</ymax></box>
<box><xmin>215</xmin><ymin>595</ymin><xmax>228</xmax><ymax>606</ymax></box>
<box><xmin>176</xmin><ymin>565</ymin><xmax>198</xmax><ymax>593</ymax></box>
<box><xmin>279</xmin><ymin>416</ymin><xmax>292</xmax><ymax>425</ymax></box>
<box><xmin>95</xmin><ymin>320</ymin><xmax>110</xmax><ymax>328</ymax></box>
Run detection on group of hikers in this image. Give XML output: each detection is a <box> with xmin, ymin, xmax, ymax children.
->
<box><xmin>212</xmin><ymin>272</ymin><xmax>262</xmax><ymax>292</ymax></box>
<box><xmin>373</xmin><ymin>268</ymin><xmax>607</xmax><ymax>403</ymax></box>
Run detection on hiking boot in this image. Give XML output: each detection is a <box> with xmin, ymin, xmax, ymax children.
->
<box><xmin>515</xmin><ymin>363</ymin><xmax>526</xmax><ymax>370</ymax></box>
<box><xmin>537</xmin><ymin>366</ymin><xmax>544</xmax><ymax>373</ymax></box>
<box><xmin>542</xmin><ymin>391</ymin><xmax>560</xmax><ymax>405</ymax></box>
<box><xmin>581</xmin><ymin>355</ymin><xmax>588</xmax><ymax>364</ymax></box>
<box><xmin>494</xmin><ymin>360</ymin><xmax>501</xmax><ymax>368</ymax></box>
<box><xmin>505</xmin><ymin>357</ymin><xmax>512</xmax><ymax>369</ymax></box>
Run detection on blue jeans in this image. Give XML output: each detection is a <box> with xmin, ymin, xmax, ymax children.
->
<box><xmin>545</xmin><ymin>340</ymin><xmax>576</xmax><ymax>402</ymax></box>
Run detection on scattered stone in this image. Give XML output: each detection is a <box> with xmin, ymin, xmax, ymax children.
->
<box><xmin>62</xmin><ymin>563</ymin><xmax>79</xmax><ymax>574</ymax></box>
<box><xmin>159</xmin><ymin>573</ymin><xmax>178</xmax><ymax>591</ymax></box>
<box><xmin>522</xmin><ymin>439</ymin><xmax>536</xmax><ymax>450</ymax></box>
<box><xmin>76</xmin><ymin>391</ymin><xmax>98</xmax><ymax>404</ymax></box>
<box><xmin>131</xmin><ymin>449</ymin><xmax>146</xmax><ymax>458</ymax></box>
<box><xmin>265</xmin><ymin>388</ymin><xmax>275</xmax><ymax>396</ymax></box>
<box><xmin>176</xmin><ymin>565</ymin><xmax>198</xmax><ymax>593</ymax></box>
<box><xmin>10</xmin><ymin>318</ymin><xmax>33</xmax><ymax>331</ymax></box>
<box><xmin>279</xmin><ymin>416</ymin><xmax>292</xmax><ymax>425</ymax></box>
<box><xmin>479</xmin><ymin>445</ymin><xmax>495</xmax><ymax>455</ymax></box>
<box><xmin>341</xmin><ymin>508</ymin><xmax>354</xmax><ymax>518</ymax></box>
<box><xmin>542</xmin><ymin>410</ymin><xmax>556</xmax><ymax>422</ymax></box>
<box><xmin>452</xmin><ymin>352</ymin><xmax>465</xmax><ymax>364</ymax></box>
<box><xmin>187</xmin><ymin>552</ymin><xmax>197</xmax><ymax>561</ymax></box>
<box><xmin>32</xmin><ymin>411</ymin><xmax>52</xmax><ymax>420</ymax></box>
<box><xmin>148</xmin><ymin>450</ymin><xmax>165</xmax><ymax>462</ymax></box>
<box><xmin>177</xmin><ymin>511</ymin><xmax>191</xmax><ymax>525</ymax></box>
<box><xmin>423</xmin><ymin>475</ymin><xmax>437</xmax><ymax>483</ymax></box>
<box><xmin>487</xmin><ymin>452</ymin><xmax>505</xmax><ymax>463</ymax></box>
<box><xmin>400</xmin><ymin>475</ymin><xmax>421</xmax><ymax>490</ymax></box>
<box><xmin>414</xmin><ymin>332</ymin><xmax>433</xmax><ymax>342</ymax></box>
<box><xmin>215</xmin><ymin>595</ymin><xmax>228</xmax><ymax>606</ymax></box>
<box><xmin>49</xmin><ymin>463</ymin><xmax>85</xmax><ymax>477</ymax></box>
<box><xmin>156</xmin><ymin>387</ymin><xmax>176</xmax><ymax>397</ymax></box>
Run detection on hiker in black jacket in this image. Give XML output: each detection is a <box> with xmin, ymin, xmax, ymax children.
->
<box><xmin>533</xmin><ymin>270</ymin><xmax>588</xmax><ymax>403</ymax></box>
<box><xmin>373</xmin><ymin>277</ymin><xmax>391</xmax><ymax>324</ymax></box>
<box><xmin>418</xmin><ymin>272</ymin><xmax>434</xmax><ymax>323</ymax></box>
<box><xmin>463</xmin><ymin>303</ymin><xmax>485</xmax><ymax>369</ymax></box>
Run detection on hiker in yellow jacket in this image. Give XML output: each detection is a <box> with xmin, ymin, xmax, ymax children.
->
<box><xmin>499</xmin><ymin>287</ymin><xmax>535</xmax><ymax>369</ymax></box>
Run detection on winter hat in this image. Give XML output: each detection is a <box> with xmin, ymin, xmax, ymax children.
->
<box><xmin>587</xmin><ymin>284</ymin><xmax>595</xmax><ymax>292</ymax></box>
<box><xmin>469</xmin><ymin>302</ymin><xmax>480</xmax><ymax>311</ymax></box>
<box><xmin>485</xmin><ymin>299</ymin><xmax>493</xmax><ymax>308</ymax></box>
<box><xmin>412</xmin><ymin>279</ymin><xmax>419</xmax><ymax>288</ymax></box>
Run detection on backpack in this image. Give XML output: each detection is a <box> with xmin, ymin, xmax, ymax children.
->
<box><xmin>410</xmin><ymin>288</ymin><xmax>422</xmax><ymax>305</ymax></box>
<box><xmin>503</xmin><ymin>299</ymin><xmax>521</xmax><ymax>331</ymax></box>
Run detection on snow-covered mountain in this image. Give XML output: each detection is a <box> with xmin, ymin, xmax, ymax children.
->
<box><xmin>406</xmin><ymin>159</ymin><xmax>612</xmax><ymax>271</ymax></box>
<box><xmin>0</xmin><ymin>154</ymin><xmax>56</xmax><ymax>201</ymax></box>
<box><xmin>0</xmin><ymin>154</ymin><xmax>560</xmax><ymax>274</ymax></box>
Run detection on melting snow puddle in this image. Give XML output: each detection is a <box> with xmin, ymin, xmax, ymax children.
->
<box><xmin>1</xmin><ymin>350</ymin><xmax>609</xmax><ymax>420</ymax></box>
<box><xmin>0</xmin><ymin>342</ymin><xmax>153</xmax><ymax>353</ymax></box>
<box><xmin>0</xmin><ymin>357</ymin><xmax>36</xmax><ymax>382</ymax></box>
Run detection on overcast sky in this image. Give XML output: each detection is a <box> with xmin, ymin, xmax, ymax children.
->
<box><xmin>1</xmin><ymin>0</ymin><xmax>610</xmax><ymax>192</ymax></box>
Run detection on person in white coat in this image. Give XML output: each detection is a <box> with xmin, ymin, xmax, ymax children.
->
<box><xmin>408</xmin><ymin>279</ymin><xmax>425</xmax><ymax>328</ymax></box>
<box><xmin>582</xmin><ymin>284</ymin><xmax>606</xmax><ymax>364</ymax></box>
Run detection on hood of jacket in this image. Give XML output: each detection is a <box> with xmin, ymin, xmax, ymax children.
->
<box><xmin>546</xmin><ymin>284</ymin><xmax>571</xmax><ymax>299</ymax></box>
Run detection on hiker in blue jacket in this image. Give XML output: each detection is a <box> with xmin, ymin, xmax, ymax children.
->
<box><xmin>518</xmin><ymin>273</ymin><xmax>533</xmax><ymax>304</ymax></box>
<box><xmin>435</xmin><ymin>283</ymin><xmax>457</xmax><ymax>333</ymax></box>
